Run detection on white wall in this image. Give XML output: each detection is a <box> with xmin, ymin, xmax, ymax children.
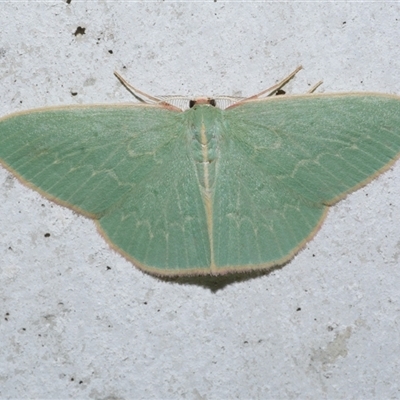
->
<box><xmin>1</xmin><ymin>2</ymin><xmax>400</xmax><ymax>398</ymax></box>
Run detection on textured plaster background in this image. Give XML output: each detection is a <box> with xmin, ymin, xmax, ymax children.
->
<box><xmin>1</xmin><ymin>2</ymin><xmax>400</xmax><ymax>399</ymax></box>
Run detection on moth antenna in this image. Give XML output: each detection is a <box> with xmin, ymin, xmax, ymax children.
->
<box><xmin>243</xmin><ymin>65</ymin><xmax>303</xmax><ymax>101</ymax></box>
<box><xmin>307</xmin><ymin>80</ymin><xmax>323</xmax><ymax>94</ymax></box>
<box><xmin>114</xmin><ymin>71</ymin><xmax>164</xmax><ymax>104</ymax></box>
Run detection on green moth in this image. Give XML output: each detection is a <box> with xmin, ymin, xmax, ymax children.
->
<box><xmin>1</xmin><ymin>67</ymin><xmax>400</xmax><ymax>276</ymax></box>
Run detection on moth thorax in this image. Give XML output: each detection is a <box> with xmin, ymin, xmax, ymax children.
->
<box><xmin>189</xmin><ymin>120</ymin><xmax>219</xmax><ymax>191</ymax></box>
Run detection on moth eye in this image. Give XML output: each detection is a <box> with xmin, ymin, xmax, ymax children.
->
<box><xmin>209</xmin><ymin>99</ymin><xmax>216</xmax><ymax>107</ymax></box>
<box><xmin>189</xmin><ymin>100</ymin><xmax>196</xmax><ymax>108</ymax></box>
<box><xmin>275</xmin><ymin>89</ymin><xmax>286</xmax><ymax>96</ymax></box>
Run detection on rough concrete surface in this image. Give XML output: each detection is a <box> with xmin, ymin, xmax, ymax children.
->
<box><xmin>1</xmin><ymin>2</ymin><xmax>400</xmax><ymax>399</ymax></box>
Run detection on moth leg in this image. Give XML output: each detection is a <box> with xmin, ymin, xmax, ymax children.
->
<box><xmin>243</xmin><ymin>65</ymin><xmax>303</xmax><ymax>101</ymax></box>
<box><xmin>307</xmin><ymin>80</ymin><xmax>323</xmax><ymax>94</ymax></box>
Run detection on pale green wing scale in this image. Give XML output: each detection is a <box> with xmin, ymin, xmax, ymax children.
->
<box><xmin>1</xmin><ymin>69</ymin><xmax>400</xmax><ymax>276</ymax></box>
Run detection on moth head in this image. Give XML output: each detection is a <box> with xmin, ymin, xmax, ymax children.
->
<box><xmin>189</xmin><ymin>98</ymin><xmax>217</xmax><ymax>108</ymax></box>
